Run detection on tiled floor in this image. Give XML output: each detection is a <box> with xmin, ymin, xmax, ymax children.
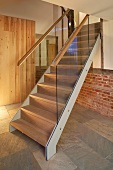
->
<box><xmin>0</xmin><ymin>103</ymin><xmax>113</xmax><ymax>170</ymax></box>
<box><xmin>0</xmin><ymin>103</ymin><xmax>20</xmax><ymax>134</ymax></box>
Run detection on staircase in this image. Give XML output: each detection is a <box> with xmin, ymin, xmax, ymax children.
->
<box><xmin>10</xmin><ymin>14</ymin><xmax>101</xmax><ymax>160</ymax></box>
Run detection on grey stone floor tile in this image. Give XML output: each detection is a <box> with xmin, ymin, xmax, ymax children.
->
<box><xmin>1</xmin><ymin>103</ymin><xmax>113</xmax><ymax>170</ymax></box>
<box><xmin>0</xmin><ymin>132</ymin><xmax>27</xmax><ymax>158</ymax></box>
<box><xmin>0</xmin><ymin>118</ymin><xmax>11</xmax><ymax>134</ymax></box>
<box><xmin>100</xmin><ymin>118</ymin><xmax>113</xmax><ymax>129</ymax></box>
<box><xmin>76</xmin><ymin>123</ymin><xmax>113</xmax><ymax>158</ymax></box>
<box><xmin>33</xmin><ymin>148</ymin><xmax>77</xmax><ymax>170</ymax></box>
<box><xmin>106</xmin><ymin>153</ymin><xmax>113</xmax><ymax>163</ymax></box>
<box><xmin>0</xmin><ymin>148</ymin><xmax>41</xmax><ymax>170</ymax></box>
<box><xmin>84</xmin><ymin>119</ymin><xmax>113</xmax><ymax>142</ymax></box>
<box><xmin>73</xmin><ymin>112</ymin><xmax>93</xmax><ymax>123</ymax></box>
<box><xmin>74</xmin><ymin>151</ymin><xmax>113</xmax><ymax>170</ymax></box>
<box><xmin>12</xmin><ymin>130</ymin><xmax>41</xmax><ymax>152</ymax></box>
<box><xmin>100</xmin><ymin>164</ymin><xmax>113</xmax><ymax>170</ymax></box>
<box><xmin>73</xmin><ymin>103</ymin><xmax>88</xmax><ymax>113</ymax></box>
<box><xmin>8</xmin><ymin>108</ymin><xmax>19</xmax><ymax>119</ymax></box>
<box><xmin>58</xmin><ymin>136</ymin><xmax>81</xmax><ymax>151</ymax></box>
<box><xmin>65</xmin><ymin>144</ymin><xmax>113</xmax><ymax>170</ymax></box>
<box><xmin>0</xmin><ymin>108</ymin><xmax>10</xmax><ymax>120</ymax></box>
<box><xmin>83</xmin><ymin>108</ymin><xmax>113</xmax><ymax>126</ymax></box>
<box><xmin>5</xmin><ymin>103</ymin><xmax>21</xmax><ymax>111</ymax></box>
<box><xmin>64</xmin><ymin>144</ymin><xmax>92</xmax><ymax>161</ymax></box>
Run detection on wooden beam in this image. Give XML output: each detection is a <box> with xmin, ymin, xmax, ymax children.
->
<box><xmin>100</xmin><ymin>18</ymin><xmax>104</xmax><ymax>69</ymax></box>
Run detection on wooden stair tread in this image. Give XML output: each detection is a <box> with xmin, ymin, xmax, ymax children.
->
<box><xmin>77</xmin><ymin>32</ymin><xmax>98</xmax><ymax>38</ymax></box>
<box><xmin>68</xmin><ymin>47</ymin><xmax>93</xmax><ymax>51</ymax></box>
<box><xmin>22</xmin><ymin>105</ymin><xmax>56</xmax><ymax>124</ymax></box>
<box><xmin>38</xmin><ymin>82</ymin><xmax>72</xmax><ymax>91</ymax></box>
<box><xmin>79</xmin><ymin>27</ymin><xmax>100</xmax><ymax>33</ymax></box>
<box><xmin>57</xmin><ymin>64</ymin><xmax>83</xmax><ymax>68</ymax></box>
<box><xmin>62</xmin><ymin>55</ymin><xmax>87</xmax><ymax>59</ymax></box>
<box><xmin>30</xmin><ymin>93</ymin><xmax>65</xmax><ymax>105</ymax></box>
<box><xmin>51</xmin><ymin>64</ymin><xmax>83</xmax><ymax>68</ymax></box>
<box><xmin>11</xmin><ymin>119</ymin><xmax>49</xmax><ymax>147</ymax></box>
<box><xmin>44</xmin><ymin>73</ymin><xmax>78</xmax><ymax>79</ymax></box>
<box><xmin>71</xmin><ymin>39</ymin><xmax>95</xmax><ymax>44</ymax></box>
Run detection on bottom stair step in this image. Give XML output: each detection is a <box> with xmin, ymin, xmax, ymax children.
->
<box><xmin>10</xmin><ymin>119</ymin><xmax>50</xmax><ymax>147</ymax></box>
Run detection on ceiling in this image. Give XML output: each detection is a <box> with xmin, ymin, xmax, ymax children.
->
<box><xmin>0</xmin><ymin>0</ymin><xmax>54</xmax><ymax>21</ymax></box>
<box><xmin>1</xmin><ymin>0</ymin><xmax>113</xmax><ymax>20</ymax></box>
<box><xmin>42</xmin><ymin>0</ymin><xmax>113</xmax><ymax>20</ymax></box>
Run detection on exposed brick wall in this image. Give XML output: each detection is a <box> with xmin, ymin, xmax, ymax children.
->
<box><xmin>77</xmin><ymin>69</ymin><xmax>113</xmax><ymax>118</ymax></box>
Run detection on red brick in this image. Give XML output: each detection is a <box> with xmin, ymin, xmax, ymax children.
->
<box><xmin>77</xmin><ymin>71</ymin><xmax>113</xmax><ymax>119</ymax></box>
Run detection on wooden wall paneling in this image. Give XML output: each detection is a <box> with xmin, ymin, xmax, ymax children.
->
<box><xmin>1</xmin><ymin>32</ymin><xmax>10</xmax><ymax>105</ymax></box>
<box><xmin>6</xmin><ymin>16</ymin><xmax>16</xmax><ymax>104</ymax></box>
<box><xmin>4</xmin><ymin>16</ymin><xmax>9</xmax><ymax>31</ymax></box>
<box><xmin>0</xmin><ymin>15</ymin><xmax>35</xmax><ymax>106</ymax></box>
<box><xmin>12</xmin><ymin>18</ymin><xmax>17</xmax><ymax>103</ymax></box>
<box><xmin>15</xmin><ymin>18</ymin><xmax>21</xmax><ymax>103</ymax></box>
<box><xmin>0</xmin><ymin>16</ymin><xmax>4</xmax><ymax>105</ymax></box>
<box><xmin>31</xmin><ymin>21</ymin><xmax>35</xmax><ymax>86</ymax></box>
<box><xmin>9</xmin><ymin>31</ymin><xmax>16</xmax><ymax>104</ymax></box>
<box><xmin>26</xmin><ymin>20</ymin><xmax>32</xmax><ymax>95</ymax></box>
<box><xmin>10</xmin><ymin>17</ymin><xmax>15</xmax><ymax>32</ymax></box>
<box><xmin>48</xmin><ymin>44</ymin><xmax>56</xmax><ymax>65</ymax></box>
<box><xmin>20</xmin><ymin>19</ymin><xmax>27</xmax><ymax>102</ymax></box>
<box><xmin>0</xmin><ymin>20</ymin><xmax>3</xmax><ymax>105</ymax></box>
<box><xmin>0</xmin><ymin>16</ymin><xmax>4</xmax><ymax>32</ymax></box>
<box><xmin>39</xmin><ymin>44</ymin><xmax>41</xmax><ymax>67</ymax></box>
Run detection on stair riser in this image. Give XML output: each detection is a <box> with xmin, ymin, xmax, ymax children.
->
<box><xmin>21</xmin><ymin>110</ymin><xmax>55</xmax><ymax>134</ymax></box>
<box><xmin>30</xmin><ymin>97</ymin><xmax>64</xmax><ymax>114</ymax></box>
<box><xmin>80</xmin><ymin>23</ymin><xmax>100</xmax><ymax>32</ymax></box>
<box><xmin>65</xmin><ymin>49</ymin><xmax>92</xmax><ymax>56</ymax></box>
<box><xmin>44</xmin><ymin>75</ymin><xmax>76</xmax><ymax>87</ymax></box>
<box><xmin>78</xmin><ymin>29</ymin><xmax>100</xmax><ymax>36</ymax></box>
<box><xmin>50</xmin><ymin>66</ymin><xmax>83</xmax><ymax>76</ymax></box>
<box><xmin>77</xmin><ymin>34</ymin><xmax>98</xmax><ymax>41</ymax></box>
<box><xmin>70</xmin><ymin>40</ymin><xmax>95</xmax><ymax>48</ymax></box>
<box><xmin>37</xmin><ymin>85</ymin><xmax>71</xmax><ymax>100</ymax></box>
<box><xmin>59</xmin><ymin>57</ymin><xmax>87</xmax><ymax>65</ymax></box>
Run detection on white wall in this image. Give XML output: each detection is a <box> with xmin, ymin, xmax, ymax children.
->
<box><xmin>103</xmin><ymin>20</ymin><xmax>113</xmax><ymax>70</ymax></box>
<box><xmin>93</xmin><ymin>41</ymin><xmax>101</xmax><ymax>68</ymax></box>
<box><xmin>35</xmin><ymin>2</ymin><xmax>54</xmax><ymax>34</ymax></box>
<box><xmin>0</xmin><ymin>0</ymin><xmax>59</xmax><ymax>34</ymax></box>
<box><xmin>74</xmin><ymin>11</ymin><xmax>79</xmax><ymax>27</ymax></box>
<box><xmin>79</xmin><ymin>12</ymin><xmax>101</xmax><ymax>68</ymax></box>
<box><xmin>79</xmin><ymin>12</ymin><xmax>100</xmax><ymax>24</ymax></box>
<box><xmin>79</xmin><ymin>12</ymin><xmax>113</xmax><ymax>70</ymax></box>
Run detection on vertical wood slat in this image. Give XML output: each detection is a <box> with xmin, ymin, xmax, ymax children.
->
<box><xmin>20</xmin><ymin>19</ymin><xmax>27</xmax><ymax>102</ymax></box>
<box><xmin>9</xmin><ymin>31</ymin><xmax>15</xmax><ymax>103</ymax></box>
<box><xmin>4</xmin><ymin>16</ymin><xmax>9</xmax><ymax>31</ymax></box>
<box><xmin>31</xmin><ymin>21</ymin><xmax>35</xmax><ymax>87</ymax></box>
<box><xmin>26</xmin><ymin>20</ymin><xmax>32</xmax><ymax>95</ymax></box>
<box><xmin>0</xmin><ymin>15</ymin><xmax>35</xmax><ymax>106</ymax></box>
<box><xmin>15</xmin><ymin>18</ymin><xmax>21</xmax><ymax>103</ymax></box>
